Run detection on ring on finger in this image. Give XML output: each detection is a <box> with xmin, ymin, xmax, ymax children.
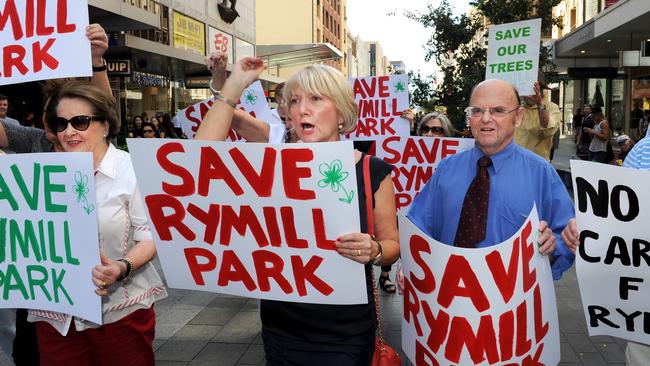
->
<box><xmin>356</xmin><ymin>249</ymin><xmax>361</xmax><ymax>256</ymax></box>
<box><xmin>100</xmin><ymin>280</ymin><xmax>106</xmax><ymax>289</ymax></box>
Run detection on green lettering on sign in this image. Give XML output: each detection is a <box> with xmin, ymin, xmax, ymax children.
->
<box><xmin>44</xmin><ymin>165</ymin><xmax>67</xmax><ymax>213</ymax></box>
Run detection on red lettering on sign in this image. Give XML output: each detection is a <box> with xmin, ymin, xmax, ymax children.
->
<box><xmin>441</xmin><ymin>139</ymin><xmax>460</xmax><ymax>159</ymax></box>
<box><xmin>520</xmin><ymin>220</ymin><xmax>537</xmax><ymax>293</ymax></box>
<box><xmin>32</xmin><ymin>38</ymin><xmax>58</xmax><ymax>72</ymax></box>
<box><xmin>444</xmin><ymin>315</ymin><xmax>499</xmax><ymax>364</ymax></box>
<box><xmin>157</xmin><ymin>142</ymin><xmax>195</xmax><ymax>196</ymax></box>
<box><xmin>187</xmin><ymin>203</ymin><xmax>220</xmax><ymax>245</ymax></box>
<box><xmin>403</xmin><ymin>278</ymin><xmax>423</xmax><ymax>336</ymax></box>
<box><xmin>229</xmin><ymin>147</ymin><xmax>275</xmax><ymax>197</ymax></box>
<box><xmin>198</xmin><ymin>146</ymin><xmax>243</xmax><ymax>196</ymax></box>
<box><xmin>421</xmin><ymin>301</ymin><xmax>449</xmax><ymax>354</ymax></box>
<box><xmin>291</xmin><ymin>255</ymin><xmax>333</xmax><ymax>296</ymax></box>
<box><xmin>2</xmin><ymin>45</ymin><xmax>28</xmax><ymax>77</ymax></box>
<box><xmin>515</xmin><ymin>299</ymin><xmax>532</xmax><ymax>357</ymax></box>
<box><xmin>415</xmin><ymin>340</ymin><xmax>440</xmax><ymax>366</ymax></box>
<box><xmin>218</xmin><ymin>250</ymin><xmax>257</xmax><ymax>291</ymax></box>
<box><xmin>280</xmin><ymin>206</ymin><xmax>308</xmax><ymax>248</ymax></box>
<box><xmin>146</xmin><ymin>194</ymin><xmax>195</xmax><ymax>241</ymax></box>
<box><xmin>252</xmin><ymin>250</ymin><xmax>293</xmax><ymax>293</ymax></box>
<box><xmin>184</xmin><ymin>247</ymin><xmax>216</xmax><ymax>286</ymax></box>
<box><xmin>378</xmin><ymin>75</ymin><xmax>390</xmax><ymax>97</ymax></box>
<box><xmin>219</xmin><ymin>205</ymin><xmax>269</xmax><ymax>246</ymax></box>
<box><xmin>312</xmin><ymin>208</ymin><xmax>336</xmax><ymax>250</ymax></box>
<box><xmin>56</xmin><ymin>0</ymin><xmax>75</xmax><ymax>33</ymax></box>
<box><xmin>499</xmin><ymin>310</ymin><xmax>515</xmax><ymax>361</ymax></box>
<box><xmin>486</xmin><ymin>236</ymin><xmax>520</xmax><ymax>303</ymax></box>
<box><xmin>281</xmin><ymin>148</ymin><xmax>315</xmax><ymax>200</ymax></box>
<box><xmin>438</xmin><ymin>254</ymin><xmax>490</xmax><ymax>312</ymax></box>
<box><xmin>533</xmin><ymin>284</ymin><xmax>549</xmax><ymax>342</ymax></box>
<box><xmin>0</xmin><ymin>1</ymin><xmax>23</xmax><ymax>40</ymax></box>
<box><xmin>263</xmin><ymin>207</ymin><xmax>282</xmax><ymax>247</ymax></box>
<box><xmin>409</xmin><ymin>234</ymin><xmax>436</xmax><ymax>294</ymax></box>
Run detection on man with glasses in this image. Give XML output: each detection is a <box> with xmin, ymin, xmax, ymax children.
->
<box><xmin>514</xmin><ymin>79</ymin><xmax>560</xmax><ymax>161</ymax></box>
<box><xmin>408</xmin><ymin>79</ymin><xmax>575</xmax><ymax>280</ymax></box>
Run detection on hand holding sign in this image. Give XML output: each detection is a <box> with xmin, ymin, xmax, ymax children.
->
<box><xmin>537</xmin><ymin>220</ymin><xmax>557</xmax><ymax>255</ymax></box>
<box><xmin>336</xmin><ymin>232</ymin><xmax>375</xmax><ymax>264</ymax></box>
<box><xmin>561</xmin><ymin>218</ymin><xmax>579</xmax><ymax>254</ymax></box>
<box><xmin>86</xmin><ymin>24</ymin><xmax>108</xmax><ymax>64</ymax></box>
<box><xmin>92</xmin><ymin>251</ymin><xmax>121</xmax><ymax>296</ymax></box>
<box><xmin>225</xmin><ymin>57</ymin><xmax>267</xmax><ymax>93</ymax></box>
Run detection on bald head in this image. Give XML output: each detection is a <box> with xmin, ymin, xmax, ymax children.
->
<box><xmin>470</xmin><ymin>79</ymin><xmax>520</xmax><ymax>107</ymax></box>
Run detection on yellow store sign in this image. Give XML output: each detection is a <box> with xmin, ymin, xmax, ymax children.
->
<box><xmin>173</xmin><ymin>12</ymin><xmax>205</xmax><ymax>55</ymax></box>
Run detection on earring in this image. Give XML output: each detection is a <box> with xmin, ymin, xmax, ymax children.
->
<box><xmin>338</xmin><ymin>123</ymin><xmax>343</xmax><ymax>131</ymax></box>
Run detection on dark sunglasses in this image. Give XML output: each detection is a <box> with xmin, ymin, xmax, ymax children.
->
<box><xmin>52</xmin><ymin>115</ymin><xmax>105</xmax><ymax>133</ymax></box>
<box><xmin>419</xmin><ymin>125</ymin><xmax>444</xmax><ymax>135</ymax></box>
<box><xmin>143</xmin><ymin>129</ymin><xmax>155</xmax><ymax>133</ymax></box>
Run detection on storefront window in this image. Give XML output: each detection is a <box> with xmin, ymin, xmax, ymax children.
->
<box><xmin>631</xmin><ymin>78</ymin><xmax>650</xmax><ymax>110</ymax></box>
<box><xmin>563</xmin><ymin>80</ymin><xmax>574</xmax><ymax>132</ymax></box>
<box><xmin>173</xmin><ymin>85</ymin><xmax>211</xmax><ymax>115</ymax></box>
<box><xmin>125</xmin><ymin>72</ymin><xmax>171</xmax><ymax>128</ymax></box>
<box><xmin>610</xmin><ymin>79</ymin><xmax>625</xmax><ymax>135</ymax></box>
<box><xmin>586</xmin><ymin>78</ymin><xmax>607</xmax><ymax>112</ymax></box>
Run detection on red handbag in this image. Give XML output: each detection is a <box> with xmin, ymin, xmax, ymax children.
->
<box><xmin>363</xmin><ymin>155</ymin><xmax>403</xmax><ymax>366</ymax></box>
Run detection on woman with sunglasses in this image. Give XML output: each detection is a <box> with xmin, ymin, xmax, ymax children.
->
<box><xmin>31</xmin><ymin>81</ymin><xmax>167</xmax><ymax>366</ymax></box>
<box><xmin>196</xmin><ymin>58</ymin><xmax>400</xmax><ymax>365</ymax></box>
<box><xmin>141</xmin><ymin>122</ymin><xmax>157</xmax><ymax>138</ymax></box>
<box><xmin>417</xmin><ymin>112</ymin><xmax>454</xmax><ymax>138</ymax></box>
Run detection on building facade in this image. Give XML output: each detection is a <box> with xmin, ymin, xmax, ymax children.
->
<box><xmin>256</xmin><ymin>0</ymin><xmax>347</xmax><ymax>78</ymax></box>
<box><xmin>553</xmin><ymin>0</ymin><xmax>649</xmax><ymax>138</ymax></box>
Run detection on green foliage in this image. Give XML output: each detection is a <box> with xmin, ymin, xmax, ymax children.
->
<box><xmin>407</xmin><ymin>0</ymin><xmax>561</xmax><ymax>128</ymax></box>
<box><xmin>407</xmin><ymin>71</ymin><xmax>437</xmax><ymax>112</ymax></box>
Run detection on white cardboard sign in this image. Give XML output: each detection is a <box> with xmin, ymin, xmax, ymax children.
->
<box><xmin>571</xmin><ymin>160</ymin><xmax>650</xmax><ymax>345</ymax></box>
<box><xmin>0</xmin><ymin>0</ymin><xmax>92</xmax><ymax>85</ymax></box>
<box><xmin>400</xmin><ymin>206</ymin><xmax>560</xmax><ymax>365</ymax></box>
<box><xmin>127</xmin><ymin>139</ymin><xmax>368</xmax><ymax>304</ymax></box>
<box><xmin>0</xmin><ymin>152</ymin><xmax>101</xmax><ymax>324</ymax></box>
<box><xmin>486</xmin><ymin>18</ymin><xmax>542</xmax><ymax>96</ymax></box>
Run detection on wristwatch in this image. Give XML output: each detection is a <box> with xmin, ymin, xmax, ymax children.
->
<box><xmin>537</xmin><ymin>103</ymin><xmax>547</xmax><ymax>111</ymax></box>
<box><xmin>372</xmin><ymin>239</ymin><xmax>383</xmax><ymax>265</ymax></box>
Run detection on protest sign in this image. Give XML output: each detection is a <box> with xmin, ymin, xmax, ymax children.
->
<box><xmin>127</xmin><ymin>139</ymin><xmax>367</xmax><ymax>304</ymax></box>
<box><xmin>571</xmin><ymin>160</ymin><xmax>650</xmax><ymax>345</ymax></box>
<box><xmin>0</xmin><ymin>0</ymin><xmax>92</xmax><ymax>85</ymax></box>
<box><xmin>179</xmin><ymin>80</ymin><xmax>275</xmax><ymax>141</ymax></box>
<box><xmin>400</xmin><ymin>207</ymin><xmax>560</xmax><ymax>365</ymax></box>
<box><xmin>344</xmin><ymin>74</ymin><xmax>411</xmax><ymax>140</ymax></box>
<box><xmin>486</xmin><ymin>18</ymin><xmax>541</xmax><ymax>96</ymax></box>
<box><xmin>375</xmin><ymin>136</ymin><xmax>474</xmax><ymax>211</ymax></box>
<box><xmin>0</xmin><ymin>153</ymin><xmax>101</xmax><ymax>324</ymax></box>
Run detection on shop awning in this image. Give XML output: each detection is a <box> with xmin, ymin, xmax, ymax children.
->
<box><xmin>553</xmin><ymin>0</ymin><xmax>650</xmax><ymax>68</ymax></box>
<box><xmin>89</xmin><ymin>0</ymin><xmax>160</xmax><ymax>30</ymax></box>
<box><xmin>256</xmin><ymin>43</ymin><xmax>343</xmax><ymax>69</ymax></box>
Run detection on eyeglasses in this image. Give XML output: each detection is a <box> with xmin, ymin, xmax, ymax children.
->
<box><xmin>419</xmin><ymin>125</ymin><xmax>445</xmax><ymax>135</ymax></box>
<box><xmin>143</xmin><ymin>129</ymin><xmax>154</xmax><ymax>133</ymax></box>
<box><xmin>52</xmin><ymin>115</ymin><xmax>105</xmax><ymax>132</ymax></box>
<box><xmin>465</xmin><ymin>106</ymin><xmax>519</xmax><ymax>119</ymax></box>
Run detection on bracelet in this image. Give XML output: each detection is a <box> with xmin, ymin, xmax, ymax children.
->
<box><xmin>214</xmin><ymin>93</ymin><xmax>238</xmax><ymax>109</ymax></box>
<box><xmin>372</xmin><ymin>238</ymin><xmax>383</xmax><ymax>266</ymax></box>
<box><xmin>92</xmin><ymin>59</ymin><xmax>107</xmax><ymax>72</ymax></box>
<box><xmin>116</xmin><ymin>258</ymin><xmax>134</xmax><ymax>282</ymax></box>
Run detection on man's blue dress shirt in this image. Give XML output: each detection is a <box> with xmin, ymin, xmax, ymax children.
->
<box><xmin>408</xmin><ymin>141</ymin><xmax>575</xmax><ymax>280</ymax></box>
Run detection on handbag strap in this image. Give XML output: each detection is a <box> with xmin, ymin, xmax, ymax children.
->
<box><xmin>362</xmin><ymin>154</ymin><xmax>386</xmax><ymax>346</ymax></box>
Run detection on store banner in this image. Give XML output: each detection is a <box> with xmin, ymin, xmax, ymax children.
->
<box><xmin>375</xmin><ymin>136</ymin><xmax>474</xmax><ymax>211</ymax></box>
<box><xmin>127</xmin><ymin>139</ymin><xmax>367</xmax><ymax>304</ymax></box>
<box><xmin>0</xmin><ymin>152</ymin><xmax>101</xmax><ymax>324</ymax></box>
<box><xmin>344</xmin><ymin>74</ymin><xmax>411</xmax><ymax>140</ymax></box>
<box><xmin>400</xmin><ymin>207</ymin><xmax>560</xmax><ymax>365</ymax></box>
<box><xmin>485</xmin><ymin>18</ymin><xmax>541</xmax><ymax>96</ymax></box>
<box><xmin>178</xmin><ymin>80</ymin><xmax>275</xmax><ymax>141</ymax></box>
<box><xmin>571</xmin><ymin>160</ymin><xmax>650</xmax><ymax>345</ymax></box>
<box><xmin>173</xmin><ymin>11</ymin><xmax>205</xmax><ymax>55</ymax></box>
<box><xmin>208</xmin><ymin>27</ymin><xmax>234</xmax><ymax>62</ymax></box>
<box><xmin>0</xmin><ymin>0</ymin><xmax>92</xmax><ymax>86</ymax></box>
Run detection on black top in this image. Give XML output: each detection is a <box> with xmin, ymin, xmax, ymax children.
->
<box><xmin>260</xmin><ymin>154</ymin><xmax>393</xmax><ymax>344</ymax></box>
<box><xmin>579</xmin><ymin>114</ymin><xmax>595</xmax><ymax>145</ymax></box>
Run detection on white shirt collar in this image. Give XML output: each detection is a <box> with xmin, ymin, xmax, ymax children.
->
<box><xmin>96</xmin><ymin>143</ymin><xmax>118</xmax><ymax>179</ymax></box>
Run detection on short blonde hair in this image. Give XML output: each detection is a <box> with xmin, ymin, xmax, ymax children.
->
<box><xmin>419</xmin><ymin>112</ymin><xmax>454</xmax><ymax>137</ymax></box>
<box><xmin>284</xmin><ymin>64</ymin><xmax>358</xmax><ymax>134</ymax></box>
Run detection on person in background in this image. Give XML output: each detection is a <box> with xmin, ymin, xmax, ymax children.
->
<box><xmin>572</xmin><ymin>107</ymin><xmax>583</xmax><ymax>144</ymax></box>
<box><xmin>630</xmin><ymin>101</ymin><xmax>644</xmax><ymax>142</ymax></box>
<box><xmin>583</xmin><ymin>106</ymin><xmax>610</xmax><ymax>163</ymax></box>
<box><xmin>141</xmin><ymin>122</ymin><xmax>156</xmax><ymax>138</ymax></box>
<box><xmin>642</xmin><ymin>110</ymin><xmax>650</xmax><ymax>138</ymax></box>
<box><xmin>141</xmin><ymin>112</ymin><xmax>149</xmax><ymax>123</ymax></box>
<box><xmin>615</xmin><ymin>134</ymin><xmax>635</xmax><ymax>164</ymax></box>
<box><xmin>33</xmin><ymin>81</ymin><xmax>167</xmax><ymax>366</ymax></box>
<box><xmin>158</xmin><ymin>113</ymin><xmax>178</xmax><ymax>138</ymax></box>
<box><xmin>417</xmin><ymin>112</ymin><xmax>454</xmax><ymax>138</ymax></box>
<box><xmin>131</xmin><ymin>115</ymin><xmax>144</xmax><ymax>137</ymax></box>
<box><xmin>514</xmin><ymin>79</ymin><xmax>560</xmax><ymax>161</ymax></box>
<box><xmin>549</xmin><ymin>128</ymin><xmax>561</xmax><ymax>161</ymax></box>
<box><xmin>576</xmin><ymin>104</ymin><xmax>594</xmax><ymax>160</ymax></box>
<box><xmin>0</xmin><ymin>95</ymin><xmax>20</xmax><ymax>127</ymax></box>
<box><xmin>196</xmin><ymin>57</ymin><xmax>400</xmax><ymax>365</ymax></box>
<box><xmin>149</xmin><ymin>116</ymin><xmax>160</xmax><ymax>137</ymax></box>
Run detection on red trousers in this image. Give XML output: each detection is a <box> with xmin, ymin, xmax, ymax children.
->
<box><xmin>36</xmin><ymin>307</ymin><xmax>156</xmax><ymax>366</ymax></box>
